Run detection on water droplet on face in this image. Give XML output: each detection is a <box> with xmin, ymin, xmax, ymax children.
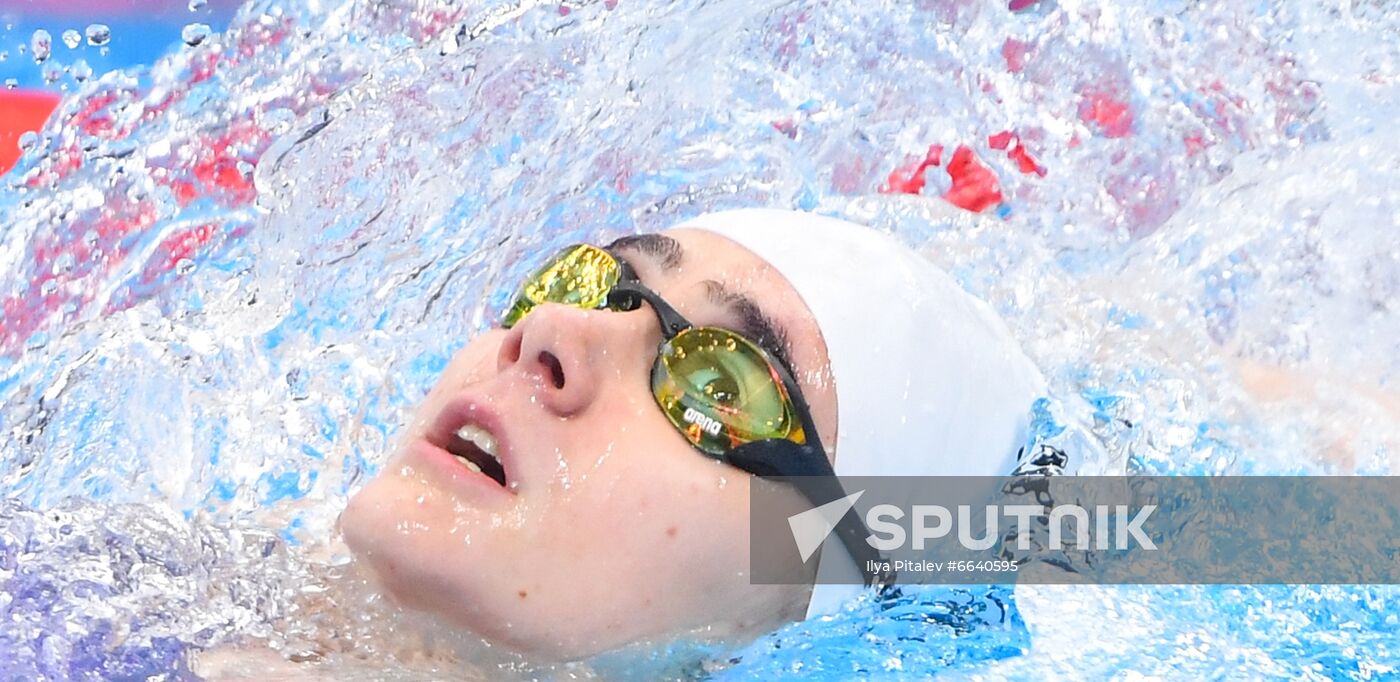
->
<box><xmin>182</xmin><ymin>23</ymin><xmax>211</xmax><ymax>47</ymax></box>
<box><xmin>62</xmin><ymin>30</ymin><xmax>81</xmax><ymax>50</ymax></box>
<box><xmin>85</xmin><ymin>24</ymin><xmax>111</xmax><ymax>47</ymax></box>
<box><xmin>30</xmin><ymin>29</ymin><xmax>52</xmax><ymax>64</ymax></box>
<box><xmin>17</xmin><ymin>131</ymin><xmax>38</xmax><ymax>151</ymax></box>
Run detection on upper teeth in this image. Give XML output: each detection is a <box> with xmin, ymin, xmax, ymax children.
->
<box><xmin>455</xmin><ymin>424</ymin><xmax>498</xmax><ymax>457</ymax></box>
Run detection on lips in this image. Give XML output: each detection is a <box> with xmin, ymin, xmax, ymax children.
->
<box><xmin>421</xmin><ymin>396</ymin><xmax>516</xmax><ymax>492</ymax></box>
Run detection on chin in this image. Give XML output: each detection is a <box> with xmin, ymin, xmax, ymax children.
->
<box><xmin>341</xmin><ymin>480</ymin><xmax>542</xmax><ymax>653</ymax></box>
<box><xmin>341</xmin><ymin>476</ymin><xmax>455</xmax><ymax>600</ymax></box>
<box><xmin>341</xmin><ymin>482</ymin><xmax>422</xmax><ymax>600</ymax></box>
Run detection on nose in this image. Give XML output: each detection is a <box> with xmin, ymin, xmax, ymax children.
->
<box><xmin>495</xmin><ymin>303</ymin><xmax>653</xmax><ymax>417</ymax></box>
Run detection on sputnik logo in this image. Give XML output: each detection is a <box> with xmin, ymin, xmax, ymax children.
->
<box><xmin>787</xmin><ymin>489</ymin><xmax>865</xmax><ymax>562</ymax></box>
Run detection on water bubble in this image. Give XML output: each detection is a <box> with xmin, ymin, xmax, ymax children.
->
<box><xmin>17</xmin><ymin>131</ymin><xmax>39</xmax><ymax>152</ymax></box>
<box><xmin>31</xmin><ymin>29</ymin><xmax>52</xmax><ymax>64</ymax></box>
<box><xmin>182</xmin><ymin>23</ymin><xmax>211</xmax><ymax>47</ymax></box>
<box><xmin>188</xmin><ymin>0</ymin><xmax>208</xmax><ymax>10</ymax></box>
<box><xmin>62</xmin><ymin>29</ymin><xmax>82</xmax><ymax>50</ymax></box>
<box><xmin>71</xmin><ymin>60</ymin><xmax>92</xmax><ymax>82</ymax></box>
<box><xmin>85</xmin><ymin>24</ymin><xmax>111</xmax><ymax>47</ymax></box>
<box><xmin>4</xmin><ymin>78</ymin><xmax>16</xmax><ymax>90</ymax></box>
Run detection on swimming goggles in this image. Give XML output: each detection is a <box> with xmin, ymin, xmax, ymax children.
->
<box><xmin>502</xmin><ymin>243</ymin><xmax>892</xmax><ymax>587</ymax></box>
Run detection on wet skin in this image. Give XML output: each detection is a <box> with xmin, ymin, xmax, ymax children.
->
<box><xmin>341</xmin><ymin>227</ymin><xmax>839</xmax><ymax>660</ymax></box>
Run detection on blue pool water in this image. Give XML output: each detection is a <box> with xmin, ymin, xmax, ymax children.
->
<box><xmin>2</xmin><ymin>0</ymin><xmax>1399</xmax><ymax>678</ymax></box>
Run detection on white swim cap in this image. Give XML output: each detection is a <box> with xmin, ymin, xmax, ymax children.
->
<box><xmin>679</xmin><ymin>208</ymin><xmax>1046</xmax><ymax>618</ymax></box>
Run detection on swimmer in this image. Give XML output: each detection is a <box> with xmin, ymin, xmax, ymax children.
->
<box><xmin>334</xmin><ymin>208</ymin><xmax>1047</xmax><ymax>662</ymax></box>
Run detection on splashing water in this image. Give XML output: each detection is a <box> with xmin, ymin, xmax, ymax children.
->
<box><xmin>182</xmin><ymin>24</ymin><xmax>214</xmax><ymax>47</ymax></box>
<box><xmin>2</xmin><ymin>0</ymin><xmax>1398</xmax><ymax>678</ymax></box>
<box><xmin>29</xmin><ymin>30</ymin><xmax>53</xmax><ymax>65</ymax></box>
<box><xmin>61</xmin><ymin>31</ymin><xmax>83</xmax><ymax>52</ymax></box>
<box><xmin>85</xmin><ymin>24</ymin><xmax>113</xmax><ymax>48</ymax></box>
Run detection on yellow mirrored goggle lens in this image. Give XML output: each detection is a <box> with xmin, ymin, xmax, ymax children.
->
<box><xmin>651</xmin><ymin>327</ymin><xmax>806</xmax><ymax>456</ymax></box>
<box><xmin>502</xmin><ymin>244</ymin><xmax>622</xmax><ymax>328</ymax></box>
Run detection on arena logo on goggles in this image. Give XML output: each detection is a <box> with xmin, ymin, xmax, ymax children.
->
<box><xmin>682</xmin><ymin>407</ymin><xmax>724</xmax><ymax>437</ymax></box>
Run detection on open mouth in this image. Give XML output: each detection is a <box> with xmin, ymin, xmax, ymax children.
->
<box><xmin>441</xmin><ymin>423</ymin><xmax>508</xmax><ymax>487</ymax></box>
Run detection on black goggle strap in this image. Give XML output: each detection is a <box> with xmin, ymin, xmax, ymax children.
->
<box><xmin>606</xmin><ymin>281</ymin><xmax>692</xmax><ymax>339</ymax></box>
<box><xmin>612</xmin><ymin>252</ymin><xmax>640</xmax><ymax>291</ymax></box>
<box><xmin>727</xmin><ymin>439</ymin><xmax>897</xmax><ymax>589</ymax></box>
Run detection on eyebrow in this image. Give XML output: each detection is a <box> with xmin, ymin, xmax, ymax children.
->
<box><xmin>701</xmin><ymin>279</ymin><xmax>797</xmax><ymax>375</ymax></box>
<box><xmin>606</xmin><ymin>233</ymin><xmax>798</xmax><ymax>375</ymax></box>
<box><xmin>607</xmin><ymin>233</ymin><xmax>682</xmax><ymax>269</ymax></box>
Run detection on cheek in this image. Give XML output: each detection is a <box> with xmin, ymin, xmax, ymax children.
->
<box><xmin>541</xmin><ymin>430</ymin><xmax>756</xmax><ymax>585</ymax></box>
<box><xmin>552</xmin><ymin>392</ymin><xmax>755</xmax><ymax>549</ymax></box>
<box><xmin>488</xmin><ymin>458</ymin><xmax>756</xmax><ymax>649</ymax></box>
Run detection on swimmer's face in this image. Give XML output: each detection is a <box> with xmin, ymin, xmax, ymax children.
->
<box><xmin>341</xmin><ymin>228</ymin><xmax>838</xmax><ymax>660</ymax></box>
